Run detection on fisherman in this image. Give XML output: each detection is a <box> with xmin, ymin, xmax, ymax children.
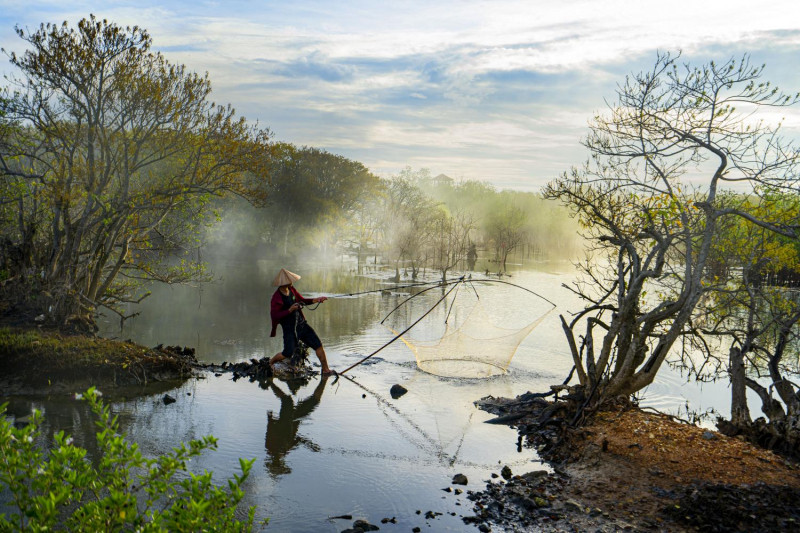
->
<box><xmin>269</xmin><ymin>268</ymin><xmax>335</xmax><ymax>375</ymax></box>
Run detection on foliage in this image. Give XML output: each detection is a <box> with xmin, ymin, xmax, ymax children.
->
<box><xmin>544</xmin><ymin>52</ymin><xmax>800</xmax><ymax>400</ymax></box>
<box><xmin>0</xmin><ymin>388</ymin><xmax>260</xmax><ymax>531</ymax></box>
<box><xmin>687</xmin><ymin>191</ymin><xmax>800</xmax><ymax>426</ymax></box>
<box><xmin>0</xmin><ymin>15</ymin><xmax>272</xmax><ymax>331</ymax></box>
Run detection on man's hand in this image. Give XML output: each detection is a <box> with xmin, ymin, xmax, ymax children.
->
<box><xmin>289</xmin><ymin>303</ymin><xmax>301</xmax><ymax>312</ymax></box>
<box><xmin>315</xmin><ymin>296</ymin><xmax>328</xmax><ymax>303</ymax></box>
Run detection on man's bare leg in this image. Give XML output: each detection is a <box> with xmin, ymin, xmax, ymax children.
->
<box><xmin>315</xmin><ymin>346</ymin><xmax>335</xmax><ymax>375</ymax></box>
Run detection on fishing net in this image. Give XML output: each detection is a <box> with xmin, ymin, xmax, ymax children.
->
<box><xmin>384</xmin><ymin>280</ymin><xmax>553</xmax><ymax>378</ymax></box>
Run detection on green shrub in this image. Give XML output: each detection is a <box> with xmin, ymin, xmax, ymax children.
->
<box><xmin>0</xmin><ymin>388</ymin><xmax>262</xmax><ymax>531</ymax></box>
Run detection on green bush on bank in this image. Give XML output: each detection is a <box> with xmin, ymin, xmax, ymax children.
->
<box><xmin>0</xmin><ymin>388</ymin><xmax>262</xmax><ymax>531</ymax></box>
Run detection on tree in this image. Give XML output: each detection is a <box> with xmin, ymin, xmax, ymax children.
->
<box><xmin>485</xmin><ymin>199</ymin><xmax>528</xmax><ymax>272</ymax></box>
<box><xmin>428</xmin><ymin>206</ymin><xmax>475</xmax><ymax>284</ymax></box>
<box><xmin>0</xmin><ymin>16</ymin><xmax>272</xmax><ymax>330</ymax></box>
<box><xmin>259</xmin><ymin>145</ymin><xmax>380</xmax><ymax>257</ymax></box>
<box><xmin>687</xmin><ymin>191</ymin><xmax>800</xmax><ymax>436</ymax></box>
<box><xmin>543</xmin><ymin>52</ymin><xmax>800</xmax><ymax>402</ymax></box>
<box><xmin>379</xmin><ymin>177</ymin><xmax>437</xmax><ymax>279</ymax></box>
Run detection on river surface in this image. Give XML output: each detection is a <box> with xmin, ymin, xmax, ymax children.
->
<box><xmin>3</xmin><ymin>260</ymin><xmax>736</xmax><ymax>531</ymax></box>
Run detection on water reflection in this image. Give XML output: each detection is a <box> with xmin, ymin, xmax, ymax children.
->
<box><xmin>263</xmin><ymin>376</ymin><xmax>329</xmax><ymax>477</ymax></box>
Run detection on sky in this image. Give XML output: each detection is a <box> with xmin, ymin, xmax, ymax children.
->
<box><xmin>2</xmin><ymin>1</ymin><xmax>800</xmax><ymax>191</ymax></box>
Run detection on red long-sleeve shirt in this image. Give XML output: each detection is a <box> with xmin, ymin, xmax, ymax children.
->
<box><xmin>270</xmin><ymin>286</ymin><xmax>313</xmax><ymax>337</ymax></box>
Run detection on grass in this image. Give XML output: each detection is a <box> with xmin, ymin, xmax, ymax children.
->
<box><xmin>0</xmin><ymin>327</ymin><xmax>193</xmax><ymax>391</ymax></box>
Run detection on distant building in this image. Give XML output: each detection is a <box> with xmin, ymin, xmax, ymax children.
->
<box><xmin>431</xmin><ymin>173</ymin><xmax>454</xmax><ymax>187</ymax></box>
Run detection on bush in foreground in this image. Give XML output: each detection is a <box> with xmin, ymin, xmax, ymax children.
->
<box><xmin>0</xmin><ymin>388</ymin><xmax>261</xmax><ymax>531</ymax></box>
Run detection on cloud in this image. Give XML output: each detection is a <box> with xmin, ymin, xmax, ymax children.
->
<box><xmin>2</xmin><ymin>1</ymin><xmax>800</xmax><ymax>190</ymax></box>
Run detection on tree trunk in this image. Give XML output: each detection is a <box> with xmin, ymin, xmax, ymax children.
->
<box><xmin>729</xmin><ymin>346</ymin><xmax>751</xmax><ymax>426</ymax></box>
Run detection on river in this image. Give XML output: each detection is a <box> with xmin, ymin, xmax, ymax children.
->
<box><xmin>3</xmin><ymin>259</ymin><xmax>736</xmax><ymax>531</ymax></box>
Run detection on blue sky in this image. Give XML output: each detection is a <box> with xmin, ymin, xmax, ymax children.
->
<box><xmin>2</xmin><ymin>1</ymin><xmax>800</xmax><ymax>190</ymax></box>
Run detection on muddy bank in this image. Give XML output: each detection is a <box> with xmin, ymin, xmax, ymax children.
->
<box><xmin>0</xmin><ymin>327</ymin><xmax>197</xmax><ymax>396</ymax></box>
<box><xmin>466</xmin><ymin>391</ymin><xmax>800</xmax><ymax>532</ymax></box>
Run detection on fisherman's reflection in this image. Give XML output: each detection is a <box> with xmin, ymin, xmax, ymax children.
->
<box><xmin>264</xmin><ymin>375</ymin><xmax>328</xmax><ymax>477</ymax></box>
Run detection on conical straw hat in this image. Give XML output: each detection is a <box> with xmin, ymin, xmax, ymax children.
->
<box><xmin>273</xmin><ymin>268</ymin><xmax>301</xmax><ymax>286</ymax></box>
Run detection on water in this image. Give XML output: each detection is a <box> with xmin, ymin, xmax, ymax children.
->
<box><xmin>2</xmin><ymin>260</ymin><xmax>736</xmax><ymax>531</ymax></box>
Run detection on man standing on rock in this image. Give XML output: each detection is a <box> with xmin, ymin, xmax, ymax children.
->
<box><xmin>269</xmin><ymin>268</ymin><xmax>335</xmax><ymax>375</ymax></box>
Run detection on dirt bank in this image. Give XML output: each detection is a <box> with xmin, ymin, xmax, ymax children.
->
<box><xmin>0</xmin><ymin>327</ymin><xmax>197</xmax><ymax>396</ymax></box>
<box><xmin>467</xmin><ymin>394</ymin><xmax>800</xmax><ymax>532</ymax></box>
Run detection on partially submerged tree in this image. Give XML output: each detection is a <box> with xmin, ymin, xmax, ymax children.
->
<box><xmin>0</xmin><ymin>16</ymin><xmax>272</xmax><ymax>330</ymax></box>
<box><xmin>544</xmin><ymin>52</ymin><xmax>800</xmax><ymax>403</ymax></box>
<box><xmin>428</xmin><ymin>207</ymin><xmax>475</xmax><ymax>284</ymax></box>
<box><xmin>686</xmin><ymin>191</ymin><xmax>800</xmax><ymax>444</ymax></box>
<box><xmin>485</xmin><ymin>201</ymin><xmax>528</xmax><ymax>272</ymax></box>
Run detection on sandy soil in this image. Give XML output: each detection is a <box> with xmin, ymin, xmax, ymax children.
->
<box><xmin>466</xmin><ymin>396</ymin><xmax>800</xmax><ymax>532</ymax></box>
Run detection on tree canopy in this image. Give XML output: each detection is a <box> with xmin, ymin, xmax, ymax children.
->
<box><xmin>0</xmin><ymin>15</ymin><xmax>272</xmax><ymax>330</ymax></box>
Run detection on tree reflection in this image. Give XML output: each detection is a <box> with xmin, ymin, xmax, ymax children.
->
<box><xmin>263</xmin><ymin>376</ymin><xmax>328</xmax><ymax>477</ymax></box>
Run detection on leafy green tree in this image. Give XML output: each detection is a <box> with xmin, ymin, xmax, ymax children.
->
<box><xmin>0</xmin><ymin>15</ymin><xmax>271</xmax><ymax>331</ymax></box>
<box><xmin>686</xmin><ymin>191</ymin><xmax>800</xmax><ymax>429</ymax></box>
<box><xmin>260</xmin><ymin>145</ymin><xmax>380</xmax><ymax>256</ymax></box>
<box><xmin>0</xmin><ymin>388</ymin><xmax>260</xmax><ymax>531</ymax></box>
<box><xmin>544</xmin><ymin>52</ymin><xmax>800</xmax><ymax>401</ymax></box>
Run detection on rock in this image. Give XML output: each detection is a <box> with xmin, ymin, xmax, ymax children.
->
<box><xmin>442</xmin><ymin>487</ymin><xmax>452</xmax><ymax>492</ymax></box>
<box><xmin>162</xmin><ymin>394</ymin><xmax>176</xmax><ymax>405</ymax></box>
<box><xmin>352</xmin><ymin>519</ymin><xmax>379</xmax><ymax>531</ymax></box>
<box><xmin>500</xmin><ymin>465</ymin><xmax>512</xmax><ymax>480</ymax></box>
<box><xmin>523</xmin><ymin>469</ymin><xmax>549</xmax><ymax>480</ymax></box>
<box><xmin>701</xmin><ymin>430</ymin><xmax>716</xmax><ymax>440</ymax></box>
<box><xmin>478</xmin><ymin>524</ymin><xmax>491</xmax><ymax>532</ymax></box>
<box><xmin>564</xmin><ymin>499</ymin><xmax>584</xmax><ymax>513</ymax></box>
<box><xmin>490</xmin><ymin>472</ymin><xmax>499</xmax><ymax>478</ymax></box>
<box><xmin>389</xmin><ymin>384</ymin><xmax>408</xmax><ymax>399</ymax></box>
<box><xmin>455</xmin><ymin>488</ymin><xmax>463</xmax><ymax>495</ymax></box>
<box><xmin>412</xmin><ymin>528</ymin><xmax>421</xmax><ymax>533</ymax></box>
<box><xmin>452</xmin><ymin>473</ymin><xmax>468</xmax><ymax>485</ymax></box>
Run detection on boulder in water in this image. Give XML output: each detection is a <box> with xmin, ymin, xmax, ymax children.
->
<box><xmin>390</xmin><ymin>384</ymin><xmax>408</xmax><ymax>399</ymax></box>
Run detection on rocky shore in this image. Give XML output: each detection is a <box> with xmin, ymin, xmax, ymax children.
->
<box><xmin>464</xmin><ymin>391</ymin><xmax>800</xmax><ymax>532</ymax></box>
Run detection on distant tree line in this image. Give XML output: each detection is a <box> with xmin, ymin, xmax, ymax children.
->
<box><xmin>208</xmin><ymin>160</ymin><xmax>582</xmax><ymax>282</ymax></box>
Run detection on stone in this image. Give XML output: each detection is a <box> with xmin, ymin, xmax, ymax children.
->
<box><xmin>389</xmin><ymin>384</ymin><xmax>408</xmax><ymax>399</ymax></box>
<box><xmin>162</xmin><ymin>394</ymin><xmax>176</xmax><ymax>405</ymax></box>
<box><xmin>452</xmin><ymin>473</ymin><xmax>468</xmax><ymax>485</ymax></box>
<box><xmin>352</xmin><ymin>519</ymin><xmax>379</xmax><ymax>531</ymax></box>
<box><xmin>701</xmin><ymin>430</ymin><xmax>716</xmax><ymax>440</ymax></box>
<box><xmin>500</xmin><ymin>465</ymin><xmax>512</xmax><ymax>480</ymax></box>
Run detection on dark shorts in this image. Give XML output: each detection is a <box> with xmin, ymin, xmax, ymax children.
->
<box><xmin>281</xmin><ymin>322</ymin><xmax>322</xmax><ymax>356</ymax></box>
